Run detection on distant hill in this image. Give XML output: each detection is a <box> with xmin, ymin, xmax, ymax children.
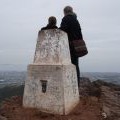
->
<box><xmin>0</xmin><ymin>71</ymin><xmax>120</xmax><ymax>88</ymax></box>
<box><xmin>81</xmin><ymin>72</ymin><xmax>120</xmax><ymax>84</ymax></box>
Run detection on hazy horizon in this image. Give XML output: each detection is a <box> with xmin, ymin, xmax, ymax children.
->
<box><xmin>0</xmin><ymin>64</ymin><xmax>120</xmax><ymax>73</ymax></box>
<box><xmin>0</xmin><ymin>0</ymin><xmax>120</xmax><ymax>72</ymax></box>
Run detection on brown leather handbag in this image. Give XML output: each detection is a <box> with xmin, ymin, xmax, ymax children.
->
<box><xmin>72</xmin><ymin>39</ymin><xmax>88</xmax><ymax>57</ymax></box>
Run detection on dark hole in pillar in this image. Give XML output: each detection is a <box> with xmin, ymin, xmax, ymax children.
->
<box><xmin>40</xmin><ymin>80</ymin><xmax>47</xmax><ymax>93</ymax></box>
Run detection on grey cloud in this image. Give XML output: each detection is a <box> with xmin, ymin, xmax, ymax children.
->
<box><xmin>0</xmin><ymin>0</ymin><xmax>120</xmax><ymax>72</ymax></box>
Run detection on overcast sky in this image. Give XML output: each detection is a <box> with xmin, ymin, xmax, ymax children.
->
<box><xmin>0</xmin><ymin>0</ymin><xmax>120</xmax><ymax>72</ymax></box>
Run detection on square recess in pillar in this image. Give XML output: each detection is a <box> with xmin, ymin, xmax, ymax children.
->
<box><xmin>40</xmin><ymin>80</ymin><xmax>48</xmax><ymax>93</ymax></box>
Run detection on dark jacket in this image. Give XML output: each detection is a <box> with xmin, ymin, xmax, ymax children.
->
<box><xmin>38</xmin><ymin>24</ymin><xmax>58</xmax><ymax>36</ymax></box>
<box><xmin>38</xmin><ymin>24</ymin><xmax>58</xmax><ymax>35</ymax></box>
<box><xmin>41</xmin><ymin>24</ymin><xmax>58</xmax><ymax>30</ymax></box>
<box><xmin>60</xmin><ymin>14</ymin><xmax>83</xmax><ymax>41</ymax></box>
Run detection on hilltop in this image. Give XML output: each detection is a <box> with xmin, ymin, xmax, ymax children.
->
<box><xmin>0</xmin><ymin>78</ymin><xmax>120</xmax><ymax>120</ymax></box>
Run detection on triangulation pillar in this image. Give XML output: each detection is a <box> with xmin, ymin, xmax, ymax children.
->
<box><xmin>23</xmin><ymin>29</ymin><xmax>79</xmax><ymax>115</ymax></box>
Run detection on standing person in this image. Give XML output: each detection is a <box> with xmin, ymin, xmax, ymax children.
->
<box><xmin>60</xmin><ymin>6</ymin><xmax>83</xmax><ymax>87</ymax></box>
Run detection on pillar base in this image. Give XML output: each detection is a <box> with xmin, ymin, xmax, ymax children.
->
<box><xmin>23</xmin><ymin>64</ymin><xmax>79</xmax><ymax>115</ymax></box>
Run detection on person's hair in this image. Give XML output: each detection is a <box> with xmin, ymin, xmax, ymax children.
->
<box><xmin>64</xmin><ymin>6</ymin><xmax>73</xmax><ymax>15</ymax></box>
<box><xmin>48</xmin><ymin>16</ymin><xmax>57</xmax><ymax>25</ymax></box>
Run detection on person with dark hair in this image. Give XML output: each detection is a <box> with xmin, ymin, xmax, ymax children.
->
<box><xmin>40</xmin><ymin>16</ymin><xmax>58</xmax><ymax>31</ymax></box>
<box><xmin>60</xmin><ymin>6</ymin><xmax>83</xmax><ymax>87</ymax></box>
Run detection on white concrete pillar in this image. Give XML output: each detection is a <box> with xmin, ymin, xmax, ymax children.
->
<box><xmin>23</xmin><ymin>29</ymin><xmax>79</xmax><ymax>115</ymax></box>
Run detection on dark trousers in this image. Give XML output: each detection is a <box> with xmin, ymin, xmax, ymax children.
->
<box><xmin>71</xmin><ymin>55</ymin><xmax>80</xmax><ymax>87</ymax></box>
<box><xmin>69</xmin><ymin>42</ymin><xmax>80</xmax><ymax>88</ymax></box>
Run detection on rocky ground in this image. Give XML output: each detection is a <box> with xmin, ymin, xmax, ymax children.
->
<box><xmin>0</xmin><ymin>78</ymin><xmax>120</xmax><ymax>120</ymax></box>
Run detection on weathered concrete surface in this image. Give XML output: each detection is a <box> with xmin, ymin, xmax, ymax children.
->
<box><xmin>23</xmin><ymin>64</ymin><xmax>79</xmax><ymax>115</ymax></box>
<box><xmin>34</xmin><ymin>29</ymin><xmax>71</xmax><ymax>65</ymax></box>
<box><xmin>23</xmin><ymin>29</ymin><xmax>79</xmax><ymax>115</ymax></box>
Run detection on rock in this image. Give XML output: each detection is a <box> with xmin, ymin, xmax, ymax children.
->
<box><xmin>101</xmin><ymin>85</ymin><xmax>120</xmax><ymax>120</ymax></box>
<box><xmin>79</xmin><ymin>77</ymin><xmax>92</xmax><ymax>96</ymax></box>
<box><xmin>79</xmin><ymin>78</ymin><xmax>101</xmax><ymax>97</ymax></box>
<box><xmin>80</xmin><ymin>79</ymin><xmax>120</xmax><ymax>120</ymax></box>
<box><xmin>0</xmin><ymin>115</ymin><xmax>7</xmax><ymax>120</ymax></box>
<box><xmin>101</xmin><ymin>112</ymin><xmax>107</xmax><ymax>119</ymax></box>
